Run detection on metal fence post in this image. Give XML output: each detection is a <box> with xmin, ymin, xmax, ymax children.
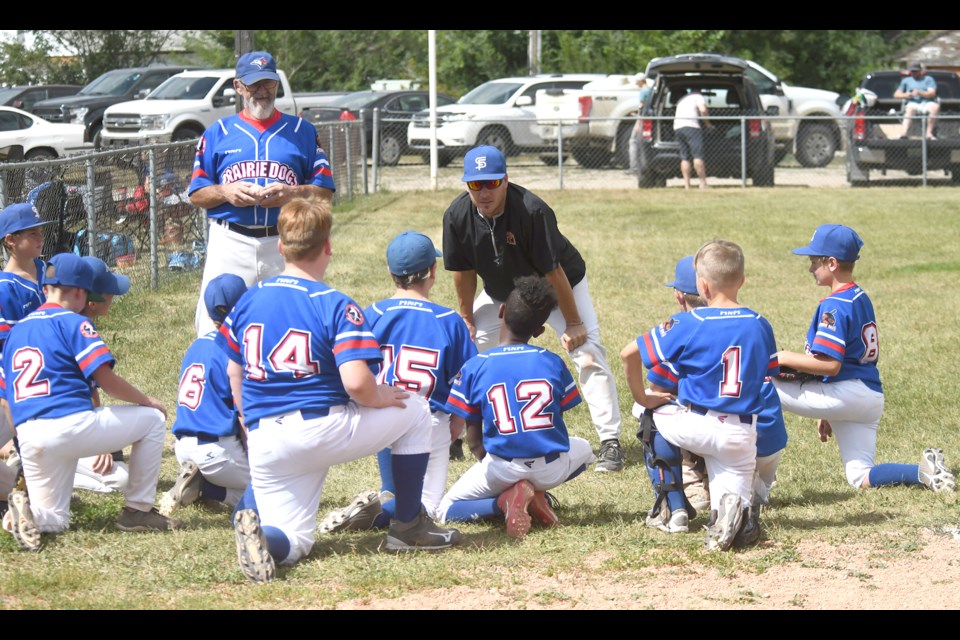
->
<box><xmin>85</xmin><ymin>157</ymin><xmax>96</xmax><ymax>254</ymax></box>
<box><xmin>370</xmin><ymin>110</ymin><xmax>378</xmax><ymax>194</ymax></box>
<box><xmin>739</xmin><ymin>115</ymin><xmax>748</xmax><ymax>188</ymax></box>
<box><xmin>557</xmin><ymin>123</ymin><xmax>565</xmax><ymax>191</ymax></box>
<box><xmin>148</xmin><ymin>148</ymin><xmax>159</xmax><ymax>289</ymax></box>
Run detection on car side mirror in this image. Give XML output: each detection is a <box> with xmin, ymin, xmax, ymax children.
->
<box><xmin>515</xmin><ymin>95</ymin><xmax>533</xmax><ymax>107</ymax></box>
<box><xmin>766</xmin><ymin>105</ymin><xmax>779</xmax><ymax>116</ymax></box>
<box><xmin>136</xmin><ymin>88</ymin><xmax>151</xmax><ymax>99</ymax></box>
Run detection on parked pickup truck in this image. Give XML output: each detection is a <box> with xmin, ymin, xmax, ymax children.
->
<box><xmin>843</xmin><ymin>69</ymin><xmax>960</xmax><ymax>185</ymax></box>
<box><xmin>536</xmin><ymin>61</ymin><xmax>845</xmax><ymax>169</ymax></box>
<box><xmin>32</xmin><ymin>65</ymin><xmax>200</xmax><ymax>149</ymax></box>
<box><xmin>100</xmin><ymin>69</ymin><xmax>332</xmax><ymax>148</ymax></box>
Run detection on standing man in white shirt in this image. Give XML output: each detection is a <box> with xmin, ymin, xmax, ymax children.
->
<box><xmin>673</xmin><ymin>88</ymin><xmax>712</xmax><ymax>189</ymax></box>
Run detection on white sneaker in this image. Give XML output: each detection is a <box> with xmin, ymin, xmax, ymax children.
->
<box><xmin>646</xmin><ymin>507</ymin><xmax>689</xmax><ymax>534</ymax></box>
<box><xmin>919</xmin><ymin>448</ymin><xmax>956</xmax><ymax>493</ymax></box>
<box><xmin>704</xmin><ymin>493</ymin><xmax>744</xmax><ymax>552</ymax></box>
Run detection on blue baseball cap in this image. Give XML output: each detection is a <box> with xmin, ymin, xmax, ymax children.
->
<box><xmin>236</xmin><ymin>51</ymin><xmax>280</xmax><ymax>85</ymax></box>
<box><xmin>386</xmin><ymin>231</ymin><xmax>441</xmax><ymax>276</ymax></box>
<box><xmin>792</xmin><ymin>224</ymin><xmax>864</xmax><ymax>262</ymax></box>
<box><xmin>204</xmin><ymin>273</ymin><xmax>248</xmax><ymax>323</ymax></box>
<box><xmin>45</xmin><ymin>253</ymin><xmax>94</xmax><ymax>292</ymax></box>
<box><xmin>462</xmin><ymin>145</ymin><xmax>507</xmax><ymax>182</ymax></box>
<box><xmin>82</xmin><ymin>256</ymin><xmax>130</xmax><ymax>303</ymax></box>
<box><xmin>0</xmin><ymin>202</ymin><xmax>51</xmax><ymax>238</ymax></box>
<box><xmin>664</xmin><ymin>255</ymin><xmax>698</xmax><ymax>295</ymax></box>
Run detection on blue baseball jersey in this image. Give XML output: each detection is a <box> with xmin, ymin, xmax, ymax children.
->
<box><xmin>638</xmin><ymin>307</ymin><xmax>779</xmax><ymax>416</ymax></box>
<box><xmin>802</xmin><ymin>282</ymin><xmax>881</xmax><ymax>393</ymax></box>
<box><xmin>1</xmin><ymin>303</ymin><xmax>114</xmax><ymax>426</ymax></box>
<box><xmin>173</xmin><ymin>331</ymin><xmax>241</xmax><ymax>439</ymax></box>
<box><xmin>445</xmin><ymin>344</ymin><xmax>582</xmax><ymax>460</ymax></box>
<box><xmin>217</xmin><ymin>275</ymin><xmax>382</xmax><ymax>426</ymax></box>
<box><xmin>188</xmin><ymin>110</ymin><xmax>336</xmax><ymax>227</ymax></box>
<box><xmin>0</xmin><ymin>258</ymin><xmax>47</xmax><ymax>354</ymax></box>
<box><xmin>365</xmin><ymin>297</ymin><xmax>477</xmax><ymax>414</ymax></box>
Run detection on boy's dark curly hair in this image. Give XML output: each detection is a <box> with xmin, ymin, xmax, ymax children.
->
<box><xmin>503</xmin><ymin>275</ymin><xmax>557</xmax><ymax>340</ymax></box>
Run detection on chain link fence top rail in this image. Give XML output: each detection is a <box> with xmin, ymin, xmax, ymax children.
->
<box><xmin>0</xmin><ymin>115</ymin><xmax>956</xmax><ymax>293</ymax></box>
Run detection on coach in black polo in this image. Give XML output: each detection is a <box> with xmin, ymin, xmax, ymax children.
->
<box><xmin>441</xmin><ymin>145</ymin><xmax>625</xmax><ymax>473</ymax></box>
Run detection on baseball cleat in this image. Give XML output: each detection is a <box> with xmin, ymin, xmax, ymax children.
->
<box><xmin>5</xmin><ymin>490</ymin><xmax>40</xmax><ymax>552</ymax></box>
<box><xmin>319</xmin><ymin>489</ymin><xmax>382</xmax><ymax>534</ymax></box>
<box><xmin>919</xmin><ymin>448</ymin><xmax>956</xmax><ymax>493</ymax></box>
<box><xmin>497</xmin><ymin>480</ymin><xmax>535</xmax><ymax>539</ymax></box>
<box><xmin>116</xmin><ymin>507</ymin><xmax>181</xmax><ymax>532</ymax></box>
<box><xmin>385</xmin><ymin>506</ymin><xmax>461</xmax><ymax>551</ymax></box>
<box><xmin>732</xmin><ymin>503</ymin><xmax>761</xmax><ymax>548</ymax></box>
<box><xmin>529</xmin><ymin>490</ymin><xmax>560</xmax><ymax>527</ymax></box>
<box><xmin>234</xmin><ymin>509</ymin><xmax>275</xmax><ymax>583</ymax></box>
<box><xmin>646</xmin><ymin>507</ymin><xmax>689</xmax><ymax>534</ymax></box>
<box><xmin>159</xmin><ymin>461</ymin><xmax>202</xmax><ymax>516</ymax></box>
<box><xmin>703</xmin><ymin>493</ymin><xmax>744</xmax><ymax>552</ymax></box>
<box><xmin>595</xmin><ymin>439</ymin><xmax>625</xmax><ymax>472</ymax></box>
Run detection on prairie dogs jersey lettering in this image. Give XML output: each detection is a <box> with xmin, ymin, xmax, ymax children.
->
<box><xmin>638</xmin><ymin>306</ymin><xmax>779</xmax><ymax>416</ymax></box>
<box><xmin>220</xmin><ymin>161</ymin><xmax>300</xmax><ymax>185</ymax></box>
<box><xmin>365</xmin><ymin>298</ymin><xmax>477</xmax><ymax>414</ymax></box>
<box><xmin>217</xmin><ymin>276</ymin><xmax>381</xmax><ymax>425</ymax></box>
<box><xmin>1</xmin><ymin>303</ymin><xmax>114</xmax><ymax>425</ymax></box>
<box><xmin>803</xmin><ymin>282</ymin><xmax>882</xmax><ymax>393</ymax></box>
<box><xmin>445</xmin><ymin>344</ymin><xmax>581</xmax><ymax>460</ymax></box>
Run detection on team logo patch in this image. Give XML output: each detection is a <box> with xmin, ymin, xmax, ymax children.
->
<box><xmin>79</xmin><ymin>320</ymin><xmax>99</xmax><ymax>339</ymax></box>
<box><xmin>657</xmin><ymin>318</ymin><xmax>677</xmax><ymax>336</ymax></box>
<box><xmin>505</xmin><ymin>231</ymin><xmax>516</xmax><ymax>246</ymax></box>
<box><xmin>251</xmin><ymin>57</ymin><xmax>269</xmax><ymax>69</ymax></box>
<box><xmin>474</xmin><ymin>156</ymin><xmax>488</xmax><ymax>171</ymax></box>
<box><xmin>345</xmin><ymin>303</ymin><xmax>364</xmax><ymax>326</ymax></box>
<box><xmin>819</xmin><ymin>310</ymin><xmax>837</xmax><ymax>330</ymax></box>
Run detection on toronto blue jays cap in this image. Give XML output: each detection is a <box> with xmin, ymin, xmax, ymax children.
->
<box><xmin>386</xmin><ymin>230</ymin><xmax>441</xmax><ymax>276</ymax></box>
<box><xmin>82</xmin><ymin>256</ymin><xmax>130</xmax><ymax>303</ymax></box>
<box><xmin>462</xmin><ymin>145</ymin><xmax>507</xmax><ymax>181</ymax></box>
<box><xmin>792</xmin><ymin>224</ymin><xmax>864</xmax><ymax>262</ymax></box>
<box><xmin>0</xmin><ymin>202</ymin><xmax>51</xmax><ymax>238</ymax></box>
<box><xmin>204</xmin><ymin>273</ymin><xmax>248</xmax><ymax>323</ymax></box>
<box><xmin>664</xmin><ymin>255</ymin><xmax>698</xmax><ymax>295</ymax></box>
<box><xmin>236</xmin><ymin>51</ymin><xmax>280</xmax><ymax>85</ymax></box>
<box><xmin>45</xmin><ymin>253</ymin><xmax>94</xmax><ymax>292</ymax></box>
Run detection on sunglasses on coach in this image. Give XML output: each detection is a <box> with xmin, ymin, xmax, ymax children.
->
<box><xmin>466</xmin><ymin>179</ymin><xmax>504</xmax><ymax>191</ymax></box>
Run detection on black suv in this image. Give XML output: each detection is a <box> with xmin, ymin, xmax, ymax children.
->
<box><xmin>31</xmin><ymin>65</ymin><xmax>198</xmax><ymax>148</ymax></box>
<box><xmin>844</xmin><ymin>69</ymin><xmax>960</xmax><ymax>185</ymax></box>
<box><xmin>636</xmin><ymin>53</ymin><xmax>778</xmax><ymax>188</ymax></box>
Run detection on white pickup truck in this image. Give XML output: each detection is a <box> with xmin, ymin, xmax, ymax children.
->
<box><xmin>536</xmin><ymin>62</ymin><xmax>844</xmax><ymax>169</ymax></box>
<box><xmin>100</xmin><ymin>68</ymin><xmax>332</xmax><ymax>147</ymax></box>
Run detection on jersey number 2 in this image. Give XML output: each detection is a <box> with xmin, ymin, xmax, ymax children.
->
<box><xmin>10</xmin><ymin>347</ymin><xmax>50</xmax><ymax>401</ymax></box>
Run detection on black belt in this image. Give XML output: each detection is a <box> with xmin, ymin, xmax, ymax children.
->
<box><xmin>500</xmin><ymin>451</ymin><xmax>560</xmax><ymax>464</ymax></box>
<box><xmin>219</xmin><ymin>219</ymin><xmax>278</xmax><ymax>238</ymax></box>
<box><xmin>687</xmin><ymin>403</ymin><xmax>753</xmax><ymax>426</ymax></box>
<box><xmin>178</xmin><ymin>433</ymin><xmax>220</xmax><ymax>443</ymax></box>
<box><xmin>301</xmin><ymin>407</ymin><xmax>331</xmax><ymax>420</ymax></box>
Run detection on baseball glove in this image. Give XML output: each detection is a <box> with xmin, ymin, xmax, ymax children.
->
<box><xmin>776</xmin><ymin>365</ymin><xmax>818</xmax><ymax>384</ymax></box>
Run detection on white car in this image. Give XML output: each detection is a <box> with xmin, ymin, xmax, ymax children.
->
<box><xmin>0</xmin><ymin>105</ymin><xmax>91</xmax><ymax>160</ymax></box>
<box><xmin>407</xmin><ymin>74</ymin><xmax>607</xmax><ymax>166</ymax></box>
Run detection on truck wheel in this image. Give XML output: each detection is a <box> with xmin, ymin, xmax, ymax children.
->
<box><xmin>950</xmin><ymin>165</ymin><xmax>960</xmax><ymax>183</ymax></box>
<box><xmin>476</xmin><ymin>127</ymin><xmax>513</xmax><ymax>156</ymax></box>
<box><xmin>614</xmin><ymin>124</ymin><xmax>633</xmax><ymax>169</ymax></box>
<box><xmin>774</xmin><ymin>148</ymin><xmax>789</xmax><ymax>165</ymax></box>
<box><xmin>378</xmin><ymin>133</ymin><xmax>403</xmax><ymax>166</ymax></box>
<box><xmin>795</xmin><ymin>123</ymin><xmax>837</xmax><ymax>168</ymax></box>
<box><xmin>539</xmin><ymin>154</ymin><xmax>568</xmax><ymax>166</ymax></box>
<box><xmin>90</xmin><ymin>123</ymin><xmax>103</xmax><ymax>150</ymax></box>
<box><xmin>637</xmin><ymin>168</ymin><xmax>664</xmax><ymax>188</ymax></box>
<box><xmin>420</xmin><ymin>151</ymin><xmax>453</xmax><ymax>167</ymax></box>
<box><xmin>752</xmin><ymin>160</ymin><xmax>775</xmax><ymax>187</ymax></box>
<box><xmin>172</xmin><ymin>126</ymin><xmax>204</xmax><ymax>142</ymax></box>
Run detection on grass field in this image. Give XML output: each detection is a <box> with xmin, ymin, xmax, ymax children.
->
<box><xmin>1</xmin><ymin>186</ymin><xmax>958</xmax><ymax>609</ymax></box>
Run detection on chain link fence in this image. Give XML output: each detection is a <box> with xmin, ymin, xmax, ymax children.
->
<box><xmin>1</xmin><ymin>113</ymin><xmax>955</xmax><ymax>293</ymax></box>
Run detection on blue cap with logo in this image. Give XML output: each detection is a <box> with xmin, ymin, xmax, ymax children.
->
<box><xmin>236</xmin><ymin>51</ymin><xmax>280</xmax><ymax>85</ymax></box>
<box><xmin>792</xmin><ymin>224</ymin><xmax>864</xmax><ymax>262</ymax></box>
<box><xmin>386</xmin><ymin>230</ymin><xmax>441</xmax><ymax>276</ymax></box>
<box><xmin>664</xmin><ymin>255</ymin><xmax>698</xmax><ymax>295</ymax></box>
<box><xmin>0</xmin><ymin>202</ymin><xmax>51</xmax><ymax>238</ymax></box>
<box><xmin>204</xmin><ymin>273</ymin><xmax>248</xmax><ymax>323</ymax></box>
<box><xmin>45</xmin><ymin>253</ymin><xmax>94</xmax><ymax>292</ymax></box>
<box><xmin>462</xmin><ymin>145</ymin><xmax>507</xmax><ymax>182</ymax></box>
<box><xmin>82</xmin><ymin>256</ymin><xmax>130</xmax><ymax>303</ymax></box>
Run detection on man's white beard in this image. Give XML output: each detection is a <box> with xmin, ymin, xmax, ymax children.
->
<box><xmin>245</xmin><ymin>96</ymin><xmax>276</xmax><ymax>120</ymax></box>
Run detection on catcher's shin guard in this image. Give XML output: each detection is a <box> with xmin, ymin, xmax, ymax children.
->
<box><xmin>636</xmin><ymin>408</ymin><xmax>696</xmax><ymax>519</ymax></box>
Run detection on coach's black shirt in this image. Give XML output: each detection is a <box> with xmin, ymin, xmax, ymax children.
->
<box><xmin>442</xmin><ymin>182</ymin><xmax>586</xmax><ymax>301</ymax></box>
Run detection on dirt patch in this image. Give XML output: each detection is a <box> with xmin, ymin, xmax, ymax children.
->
<box><xmin>335</xmin><ymin>527</ymin><xmax>960</xmax><ymax>609</ymax></box>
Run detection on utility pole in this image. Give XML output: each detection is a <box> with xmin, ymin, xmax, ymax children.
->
<box><xmin>528</xmin><ymin>30</ymin><xmax>541</xmax><ymax>76</ymax></box>
<box><xmin>234</xmin><ymin>30</ymin><xmax>256</xmax><ymax>113</ymax></box>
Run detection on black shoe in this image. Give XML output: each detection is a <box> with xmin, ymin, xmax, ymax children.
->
<box><xmin>595</xmin><ymin>439</ymin><xmax>625</xmax><ymax>472</ymax></box>
<box><xmin>449</xmin><ymin>438</ymin><xmax>465</xmax><ymax>461</ymax></box>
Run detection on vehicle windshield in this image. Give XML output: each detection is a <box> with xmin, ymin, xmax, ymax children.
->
<box><xmin>0</xmin><ymin>88</ymin><xmax>23</xmax><ymax>104</ymax></box>
<box><xmin>147</xmin><ymin>76</ymin><xmax>221</xmax><ymax>100</ymax></box>
<box><xmin>79</xmin><ymin>70</ymin><xmax>143</xmax><ymax>97</ymax></box>
<box><xmin>459</xmin><ymin>81</ymin><xmax>524</xmax><ymax>105</ymax></box>
<box><xmin>333</xmin><ymin>92</ymin><xmax>380</xmax><ymax>110</ymax></box>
